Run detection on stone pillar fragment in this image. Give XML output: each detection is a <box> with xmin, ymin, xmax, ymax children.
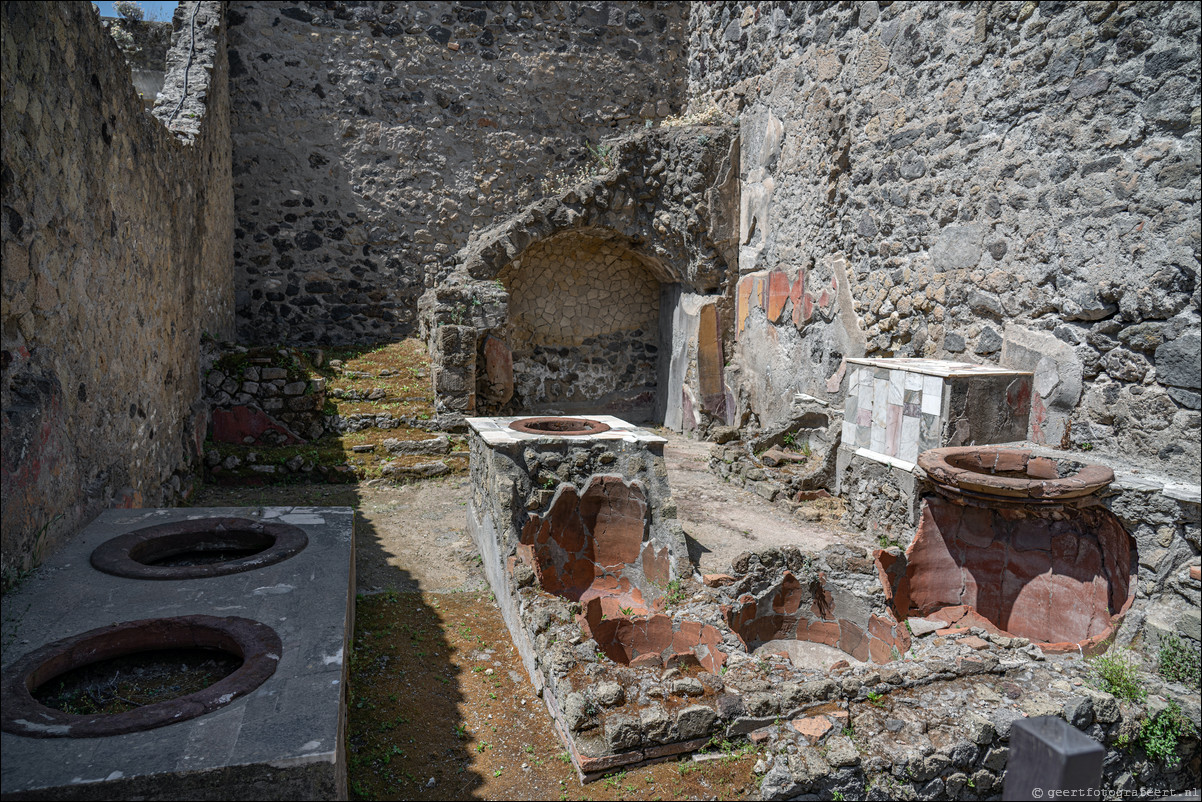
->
<box><xmin>432</xmin><ymin>325</ymin><xmax>477</xmax><ymax>413</ymax></box>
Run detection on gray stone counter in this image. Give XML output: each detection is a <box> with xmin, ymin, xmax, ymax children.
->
<box><xmin>1</xmin><ymin>507</ymin><xmax>354</xmax><ymax>801</ymax></box>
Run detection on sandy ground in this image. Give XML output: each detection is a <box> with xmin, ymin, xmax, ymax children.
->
<box><xmin>661</xmin><ymin>435</ymin><xmax>851</xmax><ymax>574</ymax></box>
<box><xmin>354</xmin><ymin>476</ymin><xmax>487</xmax><ymax>594</ymax></box>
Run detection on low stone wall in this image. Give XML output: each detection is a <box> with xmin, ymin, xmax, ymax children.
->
<box><xmin>709</xmin><ymin>405</ymin><xmax>843</xmax><ymax>504</ymax></box>
<box><xmin>471</xmin><ymin>522</ymin><xmax>1201</xmax><ymax>791</ymax></box>
<box><xmin>204</xmin><ymin>345</ymin><xmax>329</xmax><ymax>444</ymax></box>
<box><xmin>752</xmin><ymin>644</ymin><xmax>1200</xmax><ymax>801</ymax></box>
<box><xmin>0</xmin><ymin>1</ymin><xmax>233</xmax><ymax>588</ymax></box>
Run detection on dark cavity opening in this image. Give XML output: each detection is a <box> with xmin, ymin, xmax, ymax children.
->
<box><xmin>135</xmin><ymin>533</ymin><xmax>273</xmax><ymax>567</ymax></box>
<box><xmin>91</xmin><ymin>518</ymin><xmax>307</xmax><ymax>580</ymax></box>
<box><xmin>509</xmin><ymin>416</ymin><xmax>612</xmax><ymax>436</ymax></box>
<box><xmin>33</xmin><ymin>648</ymin><xmax>242</xmax><ymax>715</ymax></box>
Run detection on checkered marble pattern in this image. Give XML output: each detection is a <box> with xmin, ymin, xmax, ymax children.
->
<box><xmin>841</xmin><ymin>359</ymin><xmax>1029</xmax><ymax>466</ymax></box>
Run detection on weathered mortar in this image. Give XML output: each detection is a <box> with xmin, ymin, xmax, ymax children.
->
<box><xmin>690</xmin><ymin>1</ymin><xmax>1200</xmax><ymax>481</ymax></box>
<box><xmin>0</xmin><ymin>1</ymin><xmax>233</xmax><ymax>588</ymax></box>
<box><xmin>227</xmin><ymin>0</ymin><xmax>691</xmax><ymax>345</ymax></box>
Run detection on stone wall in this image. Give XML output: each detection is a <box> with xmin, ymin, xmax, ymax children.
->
<box><xmin>0</xmin><ymin>1</ymin><xmax>233</xmax><ymax>588</ymax></box>
<box><xmin>204</xmin><ymin>345</ymin><xmax>329</xmax><ymax>445</ymax></box>
<box><xmin>688</xmin><ymin>1</ymin><xmax>1200</xmax><ymax>482</ymax></box>
<box><xmin>498</xmin><ymin>234</ymin><xmax>662</xmax><ymax>417</ymax></box>
<box><xmin>227</xmin><ymin>0</ymin><xmax>691</xmax><ymax>345</ymax></box>
<box><xmin>421</xmin><ymin>123</ymin><xmax>740</xmax><ymax>422</ymax></box>
<box><xmin>99</xmin><ymin>16</ymin><xmax>172</xmax><ymax>105</ymax></box>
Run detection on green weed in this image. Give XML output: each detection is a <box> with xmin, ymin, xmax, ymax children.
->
<box><xmin>1088</xmin><ymin>647</ymin><xmax>1147</xmax><ymax>703</ymax></box>
<box><xmin>1140</xmin><ymin>700</ymin><xmax>1197</xmax><ymax>766</ymax></box>
<box><xmin>1157</xmin><ymin>633</ymin><xmax>1201</xmax><ymax>688</ymax></box>
<box><xmin>664</xmin><ymin>579</ymin><xmax>688</xmax><ymax>605</ymax></box>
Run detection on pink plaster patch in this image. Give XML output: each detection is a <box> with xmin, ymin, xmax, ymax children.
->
<box><xmin>482</xmin><ymin>336</ymin><xmax>514</xmax><ymax>406</ymax></box>
<box><xmin>789</xmin><ymin>272</ymin><xmax>806</xmax><ymax>327</ymax></box>
<box><xmin>210</xmin><ymin>405</ymin><xmax>304</xmax><ymax>445</ymax></box>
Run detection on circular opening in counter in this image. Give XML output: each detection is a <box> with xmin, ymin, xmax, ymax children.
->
<box><xmin>90</xmin><ymin>517</ymin><xmax>307</xmax><ymax>580</ymax></box>
<box><xmin>918</xmin><ymin>446</ymin><xmax>1114</xmax><ymax>503</ymax></box>
<box><xmin>34</xmin><ymin>648</ymin><xmax>242</xmax><ymax>715</ymax></box>
<box><xmin>1</xmin><ymin>615</ymin><xmax>281</xmax><ymax>738</ymax></box>
<box><xmin>508</xmin><ymin>417</ymin><xmax>612</xmax><ymax>436</ymax></box>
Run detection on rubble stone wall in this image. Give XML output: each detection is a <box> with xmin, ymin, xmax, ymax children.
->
<box><xmin>498</xmin><ymin>235</ymin><xmax>661</xmax><ymax>416</ymax></box>
<box><xmin>689</xmin><ymin>1</ymin><xmax>1200</xmax><ymax>481</ymax></box>
<box><xmin>0</xmin><ymin>1</ymin><xmax>233</xmax><ymax>587</ymax></box>
<box><xmin>421</xmin><ymin>124</ymin><xmax>740</xmax><ymax>421</ymax></box>
<box><xmin>227</xmin><ymin>0</ymin><xmax>690</xmax><ymax>345</ymax></box>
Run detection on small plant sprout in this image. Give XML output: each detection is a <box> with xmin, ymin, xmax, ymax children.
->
<box><xmin>1087</xmin><ymin>647</ymin><xmax>1147</xmax><ymax>703</ymax></box>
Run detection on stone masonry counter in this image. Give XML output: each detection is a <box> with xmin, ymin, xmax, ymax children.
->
<box><xmin>469</xmin><ymin>417</ymin><xmax>998</xmax><ymax>781</ymax></box>
<box><xmin>838</xmin><ymin>357</ymin><xmax>1034</xmax><ymax>541</ymax></box>
<box><xmin>1</xmin><ymin>615</ymin><xmax>281</xmax><ymax>739</ymax></box>
<box><xmin>0</xmin><ymin>507</ymin><xmax>354</xmax><ymax>800</ymax></box>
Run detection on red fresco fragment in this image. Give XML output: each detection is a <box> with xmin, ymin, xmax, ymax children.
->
<box><xmin>211</xmin><ymin>405</ymin><xmax>304</xmax><ymax>446</ymax></box>
<box><xmin>903</xmin><ymin>496</ymin><xmax>1135</xmax><ymax>650</ymax></box>
<box><xmin>766</xmin><ymin>270</ymin><xmax>791</xmax><ymax>322</ymax></box>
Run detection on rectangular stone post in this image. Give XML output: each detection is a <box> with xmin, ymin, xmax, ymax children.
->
<box><xmin>1003</xmin><ymin>716</ymin><xmax>1104</xmax><ymax>801</ymax></box>
<box><xmin>432</xmin><ymin>324</ymin><xmax>477</xmax><ymax>413</ymax></box>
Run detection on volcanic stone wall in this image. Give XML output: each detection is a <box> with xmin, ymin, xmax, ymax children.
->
<box><xmin>689</xmin><ymin>1</ymin><xmax>1200</xmax><ymax>481</ymax></box>
<box><xmin>228</xmin><ymin>0</ymin><xmax>690</xmax><ymax>346</ymax></box>
<box><xmin>420</xmin><ymin>123</ymin><xmax>740</xmax><ymax>420</ymax></box>
<box><xmin>497</xmin><ymin>234</ymin><xmax>662</xmax><ymax>417</ymax></box>
<box><xmin>0</xmin><ymin>1</ymin><xmax>233</xmax><ymax>587</ymax></box>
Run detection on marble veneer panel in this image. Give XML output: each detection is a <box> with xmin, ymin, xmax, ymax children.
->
<box><xmin>843</xmin><ymin>358</ymin><xmax>1033</xmax><ymax>469</ymax></box>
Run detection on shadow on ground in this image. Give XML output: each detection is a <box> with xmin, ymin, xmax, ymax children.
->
<box><xmin>189</xmin><ymin>481</ymin><xmax>485</xmax><ymax>800</ymax></box>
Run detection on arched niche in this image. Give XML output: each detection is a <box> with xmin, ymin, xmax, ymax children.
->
<box><xmin>486</xmin><ymin>232</ymin><xmax>669</xmax><ymax>422</ymax></box>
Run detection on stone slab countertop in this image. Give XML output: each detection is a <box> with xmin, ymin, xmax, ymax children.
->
<box><xmin>0</xmin><ymin>506</ymin><xmax>354</xmax><ymax>797</ymax></box>
<box><xmin>467</xmin><ymin>414</ymin><xmax>667</xmax><ymax>447</ymax></box>
<box><xmin>1017</xmin><ymin>442</ymin><xmax>1202</xmax><ymax>504</ymax></box>
<box><xmin>845</xmin><ymin>357</ymin><xmax>1032</xmax><ymax>378</ymax></box>
<box><xmin>842</xmin><ymin>439</ymin><xmax>1201</xmax><ymax>505</ymax></box>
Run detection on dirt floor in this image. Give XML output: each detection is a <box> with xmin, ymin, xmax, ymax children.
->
<box><xmin>662</xmin><ymin>437</ymin><xmax>853</xmax><ymax>575</ymax></box>
<box><xmin>189</xmin><ymin>429</ymin><xmax>860</xmax><ymax>800</ymax></box>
